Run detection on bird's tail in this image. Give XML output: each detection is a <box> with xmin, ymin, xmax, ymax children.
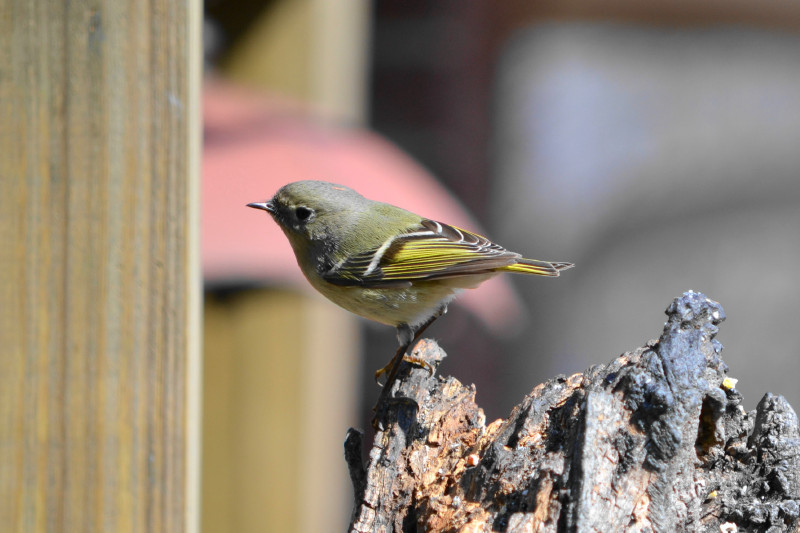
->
<box><xmin>502</xmin><ymin>259</ymin><xmax>574</xmax><ymax>277</ymax></box>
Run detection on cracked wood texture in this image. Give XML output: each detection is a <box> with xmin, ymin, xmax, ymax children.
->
<box><xmin>347</xmin><ymin>291</ymin><xmax>800</xmax><ymax>532</ymax></box>
<box><xmin>0</xmin><ymin>2</ymin><xmax>201</xmax><ymax>532</ymax></box>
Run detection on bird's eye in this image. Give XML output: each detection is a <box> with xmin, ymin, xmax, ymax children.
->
<box><xmin>295</xmin><ymin>206</ymin><xmax>313</xmax><ymax>222</ymax></box>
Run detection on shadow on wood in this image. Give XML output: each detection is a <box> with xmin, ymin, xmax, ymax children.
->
<box><xmin>346</xmin><ymin>291</ymin><xmax>800</xmax><ymax>532</ymax></box>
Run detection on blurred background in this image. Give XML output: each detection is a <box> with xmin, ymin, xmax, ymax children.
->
<box><xmin>200</xmin><ymin>1</ymin><xmax>800</xmax><ymax>531</ymax></box>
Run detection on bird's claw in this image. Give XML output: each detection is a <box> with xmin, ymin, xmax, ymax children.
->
<box><xmin>374</xmin><ymin>353</ymin><xmax>434</xmax><ymax>385</ymax></box>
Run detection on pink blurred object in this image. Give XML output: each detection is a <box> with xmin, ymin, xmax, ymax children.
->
<box><xmin>202</xmin><ymin>78</ymin><xmax>524</xmax><ymax>334</ymax></box>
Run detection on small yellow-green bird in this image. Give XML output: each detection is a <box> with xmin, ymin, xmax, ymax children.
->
<box><xmin>248</xmin><ymin>180</ymin><xmax>573</xmax><ymax>392</ymax></box>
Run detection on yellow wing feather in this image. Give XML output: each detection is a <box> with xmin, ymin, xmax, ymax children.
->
<box><xmin>324</xmin><ymin>219</ymin><xmax>571</xmax><ymax>287</ymax></box>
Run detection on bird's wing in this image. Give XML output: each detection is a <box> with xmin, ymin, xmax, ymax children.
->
<box><xmin>322</xmin><ymin>219</ymin><xmax>519</xmax><ymax>287</ymax></box>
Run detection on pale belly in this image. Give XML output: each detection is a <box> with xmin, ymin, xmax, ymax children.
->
<box><xmin>305</xmin><ymin>271</ymin><xmax>497</xmax><ymax>328</ymax></box>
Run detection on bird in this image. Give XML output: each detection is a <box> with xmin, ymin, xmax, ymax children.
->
<box><xmin>247</xmin><ymin>180</ymin><xmax>573</xmax><ymax>401</ymax></box>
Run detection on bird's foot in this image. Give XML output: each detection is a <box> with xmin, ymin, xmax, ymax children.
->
<box><xmin>399</xmin><ymin>353</ymin><xmax>435</xmax><ymax>376</ymax></box>
<box><xmin>374</xmin><ymin>353</ymin><xmax>434</xmax><ymax>385</ymax></box>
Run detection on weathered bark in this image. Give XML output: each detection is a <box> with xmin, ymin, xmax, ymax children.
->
<box><xmin>346</xmin><ymin>291</ymin><xmax>800</xmax><ymax>532</ymax></box>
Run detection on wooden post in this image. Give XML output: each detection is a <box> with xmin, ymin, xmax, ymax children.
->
<box><xmin>202</xmin><ymin>289</ymin><xmax>360</xmax><ymax>533</ymax></box>
<box><xmin>0</xmin><ymin>1</ymin><xmax>202</xmax><ymax>532</ymax></box>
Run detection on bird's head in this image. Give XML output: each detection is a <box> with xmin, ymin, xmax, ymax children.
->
<box><xmin>248</xmin><ymin>180</ymin><xmax>364</xmax><ymax>245</ymax></box>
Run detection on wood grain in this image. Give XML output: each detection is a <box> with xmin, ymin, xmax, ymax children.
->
<box><xmin>0</xmin><ymin>1</ymin><xmax>202</xmax><ymax>532</ymax></box>
<box><xmin>202</xmin><ymin>290</ymin><xmax>359</xmax><ymax>533</ymax></box>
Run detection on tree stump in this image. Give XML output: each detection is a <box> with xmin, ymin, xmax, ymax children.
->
<box><xmin>345</xmin><ymin>291</ymin><xmax>800</xmax><ymax>532</ymax></box>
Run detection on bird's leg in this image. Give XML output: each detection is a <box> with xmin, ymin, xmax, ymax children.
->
<box><xmin>371</xmin><ymin>309</ymin><xmax>447</xmax><ymax>428</ymax></box>
<box><xmin>391</xmin><ymin>315</ymin><xmax>439</xmax><ymax>376</ymax></box>
<box><xmin>374</xmin><ymin>308</ymin><xmax>445</xmax><ymax>387</ymax></box>
<box><xmin>373</xmin><ymin>341</ymin><xmax>412</xmax><ymax>387</ymax></box>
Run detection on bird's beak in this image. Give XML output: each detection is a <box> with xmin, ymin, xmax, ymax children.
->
<box><xmin>247</xmin><ymin>201</ymin><xmax>274</xmax><ymax>213</ymax></box>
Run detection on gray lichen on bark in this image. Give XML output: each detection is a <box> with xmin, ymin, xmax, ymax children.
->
<box><xmin>346</xmin><ymin>291</ymin><xmax>800</xmax><ymax>532</ymax></box>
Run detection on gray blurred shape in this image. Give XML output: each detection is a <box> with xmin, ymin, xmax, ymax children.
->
<box><xmin>492</xmin><ymin>23</ymin><xmax>800</xmax><ymax>411</ymax></box>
